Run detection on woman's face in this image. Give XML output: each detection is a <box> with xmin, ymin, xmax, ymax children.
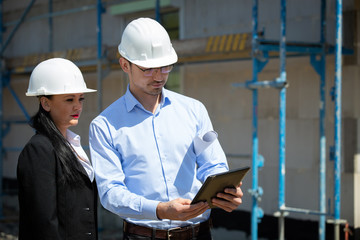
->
<box><xmin>41</xmin><ymin>93</ymin><xmax>84</xmax><ymax>136</ymax></box>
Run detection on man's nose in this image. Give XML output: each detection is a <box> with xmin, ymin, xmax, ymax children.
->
<box><xmin>152</xmin><ymin>68</ymin><xmax>163</xmax><ymax>80</ymax></box>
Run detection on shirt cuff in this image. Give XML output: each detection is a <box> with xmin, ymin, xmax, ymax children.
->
<box><xmin>142</xmin><ymin>199</ymin><xmax>161</xmax><ymax>220</ymax></box>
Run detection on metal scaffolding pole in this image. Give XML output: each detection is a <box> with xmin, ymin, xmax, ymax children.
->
<box><xmin>0</xmin><ymin>0</ymin><xmax>3</xmax><ymax>219</ymax></box>
<box><xmin>97</xmin><ymin>0</ymin><xmax>103</xmax><ymax>113</ymax></box>
<box><xmin>319</xmin><ymin>1</ymin><xmax>327</xmax><ymax>239</ymax></box>
<box><xmin>250</xmin><ymin>1</ymin><xmax>263</xmax><ymax>239</ymax></box>
<box><xmin>333</xmin><ymin>0</ymin><xmax>343</xmax><ymax>239</ymax></box>
<box><xmin>250</xmin><ymin>1</ymin><xmax>260</xmax><ymax>238</ymax></box>
<box><xmin>48</xmin><ymin>0</ymin><xmax>53</xmax><ymax>52</ymax></box>
<box><xmin>156</xmin><ymin>0</ymin><xmax>161</xmax><ymax>23</ymax></box>
<box><xmin>278</xmin><ymin>0</ymin><xmax>287</xmax><ymax>239</ymax></box>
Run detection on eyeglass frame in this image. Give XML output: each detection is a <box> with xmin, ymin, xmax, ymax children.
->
<box><xmin>133</xmin><ymin>64</ymin><xmax>174</xmax><ymax>77</ymax></box>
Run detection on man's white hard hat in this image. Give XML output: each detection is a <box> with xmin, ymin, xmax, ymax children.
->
<box><xmin>26</xmin><ymin>58</ymin><xmax>96</xmax><ymax>96</ymax></box>
<box><xmin>118</xmin><ymin>17</ymin><xmax>178</xmax><ymax>68</ymax></box>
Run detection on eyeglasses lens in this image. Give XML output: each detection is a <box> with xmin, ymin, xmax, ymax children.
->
<box><xmin>143</xmin><ymin>65</ymin><xmax>173</xmax><ymax>76</ymax></box>
<box><xmin>161</xmin><ymin>65</ymin><xmax>173</xmax><ymax>73</ymax></box>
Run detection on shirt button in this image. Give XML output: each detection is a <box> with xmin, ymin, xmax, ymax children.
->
<box><xmin>83</xmin><ymin>207</ymin><xmax>90</xmax><ymax>211</ymax></box>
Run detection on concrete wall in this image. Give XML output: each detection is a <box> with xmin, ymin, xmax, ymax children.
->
<box><xmin>2</xmin><ymin>0</ymin><xmax>359</xmax><ymax>231</ymax></box>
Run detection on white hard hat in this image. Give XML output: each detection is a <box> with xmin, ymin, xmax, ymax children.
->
<box><xmin>26</xmin><ymin>58</ymin><xmax>96</xmax><ymax>96</ymax></box>
<box><xmin>118</xmin><ymin>18</ymin><xmax>178</xmax><ymax>68</ymax></box>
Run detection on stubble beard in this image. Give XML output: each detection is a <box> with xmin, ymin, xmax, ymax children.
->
<box><xmin>146</xmin><ymin>83</ymin><xmax>163</xmax><ymax>96</ymax></box>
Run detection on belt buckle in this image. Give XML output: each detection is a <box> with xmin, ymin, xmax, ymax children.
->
<box><xmin>167</xmin><ymin>226</ymin><xmax>182</xmax><ymax>240</ymax></box>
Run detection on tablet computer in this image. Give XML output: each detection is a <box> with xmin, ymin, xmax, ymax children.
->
<box><xmin>191</xmin><ymin>166</ymin><xmax>250</xmax><ymax>208</ymax></box>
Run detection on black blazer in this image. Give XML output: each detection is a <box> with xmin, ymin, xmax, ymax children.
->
<box><xmin>17</xmin><ymin>133</ymin><xmax>98</xmax><ymax>240</ymax></box>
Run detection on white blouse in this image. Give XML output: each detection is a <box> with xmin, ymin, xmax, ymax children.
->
<box><xmin>66</xmin><ymin>129</ymin><xmax>94</xmax><ymax>182</ymax></box>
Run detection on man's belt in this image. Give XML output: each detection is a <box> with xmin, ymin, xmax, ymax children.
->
<box><xmin>123</xmin><ymin>219</ymin><xmax>211</xmax><ymax>239</ymax></box>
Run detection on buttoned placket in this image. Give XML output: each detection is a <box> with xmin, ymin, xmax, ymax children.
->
<box><xmin>152</xmin><ymin>112</ymin><xmax>171</xmax><ymax>197</ymax></box>
<box><xmin>83</xmin><ymin>207</ymin><xmax>92</xmax><ymax>236</ymax></box>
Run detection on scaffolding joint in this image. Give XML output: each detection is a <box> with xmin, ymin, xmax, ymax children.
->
<box><xmin>327</xmin><ymin>219</ymin><xmax>347</xmax><ymax>225</ymax></box>
<box><xmin>310</xmin><ymin>53</ymin><xmax>325</xmax><ymax>76</ymax></box>
<box><xmin>256</xmin><ymin>207</ymin><xmax>264</xmax><ymax>222</ymax></box>
<box><xmin>232</xmin><ymin>79</ymin><xmax>288</xmax><ymax>90</ymax></box>
<box><xmin>274</xmin><ymin>208</ymin><xmax>289</xmax><ymax>218</ymax></box>
<box><xmin>257</xmin><ymin>154</ymin><xmax>264</xmax><ymax>168</ymax></box>
<box><xmin>252</xmin><ymin>48</ymin><xmax>269</xmax><ymax>63</ymax></box>
<box><xmin>248</xmin><ymin>186</ymin><xmax>263</xmax><ymax>202</ymax></box>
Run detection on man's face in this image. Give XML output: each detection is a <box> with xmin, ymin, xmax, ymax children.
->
<box><xmin>120</xmin><ymin>58</ymin><xmax>170</xmax><ymax>99</ymax></box>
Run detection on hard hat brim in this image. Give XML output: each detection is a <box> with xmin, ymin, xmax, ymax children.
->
<box><xmin>120</xmin><ymin>48</ymin><xmax>178</xmax><ymax>69</ymax></box>
<box><xmin>26</xmin><ymin>88</ymin><xmax>97</xmax><ymax>96</ymax></box>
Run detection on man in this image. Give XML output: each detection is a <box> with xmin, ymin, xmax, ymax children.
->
<box><xmin>89</xmin><ymin>17</ymin><xmax>243</xmax><ymax>240</ymax></box>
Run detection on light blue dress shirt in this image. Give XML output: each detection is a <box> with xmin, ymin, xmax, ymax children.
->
<box><xmin>89</xmin><ymin>86</ymin><xmax>228</xmax><ymax>229</ymax></box>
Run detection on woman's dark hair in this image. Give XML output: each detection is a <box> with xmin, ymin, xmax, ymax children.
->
<box><xmin>30</xmin><ymin>96</ymin><xmax>83</xmax><ymax>186</ymax></box>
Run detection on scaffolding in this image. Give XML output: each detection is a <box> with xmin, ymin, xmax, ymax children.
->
<box><xmin>232</xmin><ymin>0</ymin><xmax>349</xmax><ymax>239</ymax></box>
<box><xmin>0</xmin><ymin>0</ymin><xmax>354</xmax><ymax>239</ymax></box>
<box><xmin>0</xmin><ymin>0</ymin><xmax>107</xmax><ymax>219</ymax></box>
<box><xmin>0</xmin><ymin>0</ymin><xmax>165</xmax><ymax>221</ymax></box>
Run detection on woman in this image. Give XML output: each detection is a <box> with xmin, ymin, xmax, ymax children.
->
<box><xmin>17</xmin><ymin>58</ymin><xmax>97</xmax><ymax>239</ymax></box>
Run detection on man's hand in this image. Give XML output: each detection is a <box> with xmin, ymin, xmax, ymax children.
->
<box><xmin>211</xmin><ymin>182</ymin><xmax>244</xmax><ymax>212</ymax></box>
<box><xmin>156</xmin><ymin>198</ymin><xmax>209</xmax><ymax>221</ymax></box>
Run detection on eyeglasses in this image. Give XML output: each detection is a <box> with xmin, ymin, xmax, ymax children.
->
<box><xmin>135</xmin><ymin>64</ymin><xmax>174</xmax><ymax>77</ymax></box>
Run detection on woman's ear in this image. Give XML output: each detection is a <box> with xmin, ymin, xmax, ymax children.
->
<box><xmin>40</xmin><ymin>97</ymin><xmax>51</xmax><ymax>112</ymax></box>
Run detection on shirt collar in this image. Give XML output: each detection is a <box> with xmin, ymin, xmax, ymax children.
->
<box><xmin>66</xmin><ymin>129</ymin><xmax>81</xmax><ymax>147</ymax></box>
<box><xmin>124</xmin><ymin>84</ymin><xmax>171</xmax><ymax>112</ymax></box>
<box><xmin>160</xmin><ymin>88</ymin><xmax>171</xmax><ymax>107</ymax></box>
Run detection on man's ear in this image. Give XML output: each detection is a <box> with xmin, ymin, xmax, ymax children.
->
<box><xmin>119</xmin><ymin>58</ymin><xmax>131</xmax><ymax>73</ymax></box>
<box><xmin>40</xmin><ymin>97</ymin><xmax>51</xmax><ymax>112</ymax></box>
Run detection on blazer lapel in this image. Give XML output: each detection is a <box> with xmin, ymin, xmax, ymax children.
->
<box><xmin>75</xmin><ymin>161</ymin><xmax>91</xmax><ymax>179</ymax></box>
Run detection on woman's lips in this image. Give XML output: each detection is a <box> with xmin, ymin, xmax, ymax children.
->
<box><xmin>71</xmin><ymin>114</ymin><xmax>79</xmax><ymax>119</ymax></box>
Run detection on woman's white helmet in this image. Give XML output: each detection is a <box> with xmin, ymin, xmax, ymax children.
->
<box><xmin>26</xmin><ymin>58</ymin><xmax>96</xmax><ymax>96</ymax></box>
<box><xmin>118</xmin><ymin>18</ymin><xmax>178</xmax><ymax>68</ymax></box>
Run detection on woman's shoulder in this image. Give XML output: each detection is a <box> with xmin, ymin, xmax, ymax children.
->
<box><xmin>22</xmin><ymin>133</ymin><xmax>54</xmax><ymax>154</ymax></box>
<box><xmin>18</xmin><ymin>133</ymin><xmax>57</xmax><ymax>170</ymax></box>
<box><xmin>27</xmin><ymin>132</ymin><xmax>52</xmax><ymax>145</ymax></box>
